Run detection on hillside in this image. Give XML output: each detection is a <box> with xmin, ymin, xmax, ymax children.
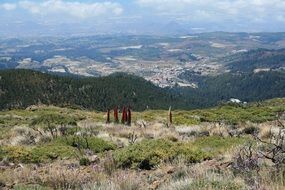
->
<box><xmin>222</xmin><ymin>49</ymin><xmax>285</xmax><ymax>72</ymax></box>
<box><xmin>199</xmin><ymin>71</ymin><xmax>285</xmax><ymax>104</ymax></box>
<box><xmin>0</xmin><ymin>98</ymin><xmax>285</xmax><ymax>189</ymax></box>
<box><xmin>0</xmin><ymin>69</ymin><xmax>184</xmax><ymax>111</ymax></box>
<box><xmin>178</xmin><ymin>71</ymin><xmax>285</xmax><ymax>107</ymax></box>
<box><xmin>1</xmin><ymin>69</ymin><xmax>285</xmax><ymax>111</ymax></box>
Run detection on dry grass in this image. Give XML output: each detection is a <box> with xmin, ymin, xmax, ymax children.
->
<box><xmin>102</xmin><ymin>123</ymin><xmax>179</xmax><ymax>146</ymax></box>
<box><xmin>1</xmin><ymin>104</ymin><xmax>284</xmax><ymax>189</ymax></box>
<box><xmin>159</xmin><ymin>161</ymin><xmax>246</xmax><ymax>190</ymax></box>
<box><xmin>0</xmin><ymin>160</ymin><xmax>104</xmax><ymax>189</ymax></box>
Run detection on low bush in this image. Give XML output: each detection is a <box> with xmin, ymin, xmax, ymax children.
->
<box><xmin>173</xmin><ymin>112</ymin><xmax>200</xmax><ymax>125</ymax></box>
<box><xmin>191</xmin><ymin>99</ymin><xmax>285</xmax><ymax>125</ymax></box>
<box><xmin>30</xmin><ymin>145</ymin><xmax>78</xmax><ymax>163</ymax></box>
<box><xmin>0</xmin><ymin>146</ymin><xmax>31</xmax><ymax>163</ymax></box>
<box><xmin>79</xmin><ymin>157</ymin><xmax>91</xmax><ymax>166</ymax></box>
<box><xmin>114</xmin><ymin>136</ymin><xmax>248</xmax><ymax>170</ymax></box>
<box><xmin>55</xmin><ymin>136</ymin><xmax>116</xmax><ymax>153</ymax></box>
<box><xmin>1</xmin><ymin>145</ymin><xmax>78</xmax><ymax>163</ymax></box>
<box><xmin>192</xmin><ymin>136</ymin><xmax>248</xmax><ymax>156</ymax></box>
<box><xmin>113</xmin><ymin>139</ymin><xmax>210</xmax><ymax>170</ymax></box>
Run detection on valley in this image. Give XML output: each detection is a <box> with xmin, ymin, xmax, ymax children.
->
<box><xmin>0</xmin><ymin>32</ymin><xmax>285</xmax><ymax>190</ymax></box>
<box><xmin>1</xmin><ymin>1</ymin><xmax>285</xmax><ymax>189</ymax></box>
<box><xmin>1</xmin><ymin>32</ymin><xmax>285</xmax><ymax>88</ymax></box>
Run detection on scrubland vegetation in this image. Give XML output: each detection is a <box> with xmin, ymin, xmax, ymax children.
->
<box><xmin>0</xmin><ymin>98</ymin><xmax>285</xmax><ymax>189</ymax></box>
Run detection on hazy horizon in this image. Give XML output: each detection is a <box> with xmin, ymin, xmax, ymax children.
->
<box><xmin>1</xmin><ymin>0</ymin><xmax>285</xmax><ymax>37</ymax></box>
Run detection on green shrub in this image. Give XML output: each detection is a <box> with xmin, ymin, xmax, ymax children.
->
<box><xmin>0</xmin><ymin>147</ymin><xmax>5</xmax><ymax>161</ymax></box>
<box><xmin>191</xmin><ymin>99</ymin><xmax>285</xmax><ymax>125</ymax></box>
<box><xmin>55</xmin><ymin>136</ymin><xmax>116</xmax><ymax>153</ymax></box>
<box><xmin>113</xmin><ymin>139</ymin><xmax>210</xmax><ymax>170</ymax></box>
<box><xmin>192</xmin><ymin>136</ymin><xmax>248</xmax><ymax>156</ymax></box>
<box><xmin>0</xmin><ymin>146</ymin><xmax>31</xmax><ymax>163</ymax></box>
<box><xmin>79</xmin><ymin>157</ymin><xmax>91</xmax><ymax>166</ymax></box>
<box><xmin>1</xmin><ymin>136</ymin><xmax>116</xmax><ymax>164</ymax></box>
<box><xmin>114</xmin><ymin>139</ymin><xmax>174</xmax><ymax>169</ymax></box>
<box><xmin>173</xmin><ymin>112</ymin><xmax>200</xmax><ymax>125</ymax></box>
<box><xmin>1</xmin><ymin>145</ymin><xmax>78</xmax><ymax>163</ymax></box>
<box><xmin>175</xmin><ymin>145</ymin><xmax>211</xmax><ymax>164</ymax></box>
<box><xmin>65</xmin><ymin>126</ymin><xmax>79</xmax><ymax>135</ymax></box>
<box><xmin>113</xmin><ymin>136</ymin><xmax>248</xmax><ymax>170</ymax></box>
<box><xmin>30</xmin><ymin>145</ymin><xmax>78</xmax><ymax>163</ymax></box>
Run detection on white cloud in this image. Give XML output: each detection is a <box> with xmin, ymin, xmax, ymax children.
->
<box><xmin>1</xmin><ymin>0</ymin><xmax>285</xmax><ymax>33</ymax></box>
<box><xmin>1</xmin><ymin>0</ymin><xmax>123</xmax><ymax>19</ymax></box>
<box><xmin>136</xmin><ymin>0</ymin><xmax>285</xmax><ymax>23</ymax></box>
<box><xmin>0</xmin><ymin>3</ymin><xmax>17</xmax><ymax>11</ymax></box>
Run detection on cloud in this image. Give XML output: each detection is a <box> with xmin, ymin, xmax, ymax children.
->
<box><xmin>0</xmin><ymin>3</ymin><xmax>17</xmax><ymax>11</ymax></box>
<box><xmin>1</xmin><ymin>0</ymin><xmax>123</xmax><ymax>19</ymax></box>
<box><xmin>1</xmin><ymin>0</ymin><xmax>285</xmax><ymax>33</ymax></box>
<box><xmin>136</xmin><ymin>0</ymin><xmax>285</xmax><ymax>23</ymax></box>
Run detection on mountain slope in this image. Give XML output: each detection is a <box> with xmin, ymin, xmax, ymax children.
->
<box><xmin>222</xmin><ymin>49</ymin><xmax>285</xmax><ymax>72</ymax></box>
<box><xmin>0</xmin><ymin>69</ymin><xmax>184</xmax><ymax>111</ymax></box>
<box><xmin>1</xmin><ymin>69</ymin><xmax>285</xmax><ymax>111</ymax></box>
<box><xmin>177</xmin><ymin>71</ymin><xmax>285</xmax><ymax>107</ymax></box>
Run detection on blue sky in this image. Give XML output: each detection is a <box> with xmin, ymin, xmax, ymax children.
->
<box><xmin>0</xmin><ymin>0</ymin><xmax>285</xmax><ymax>36</ymax></box>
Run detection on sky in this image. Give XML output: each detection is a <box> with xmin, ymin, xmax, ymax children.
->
<box><xmin>0</xmin><ymin>0</ymin><xmax>285</xmax><ymax>37</ymax></box>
